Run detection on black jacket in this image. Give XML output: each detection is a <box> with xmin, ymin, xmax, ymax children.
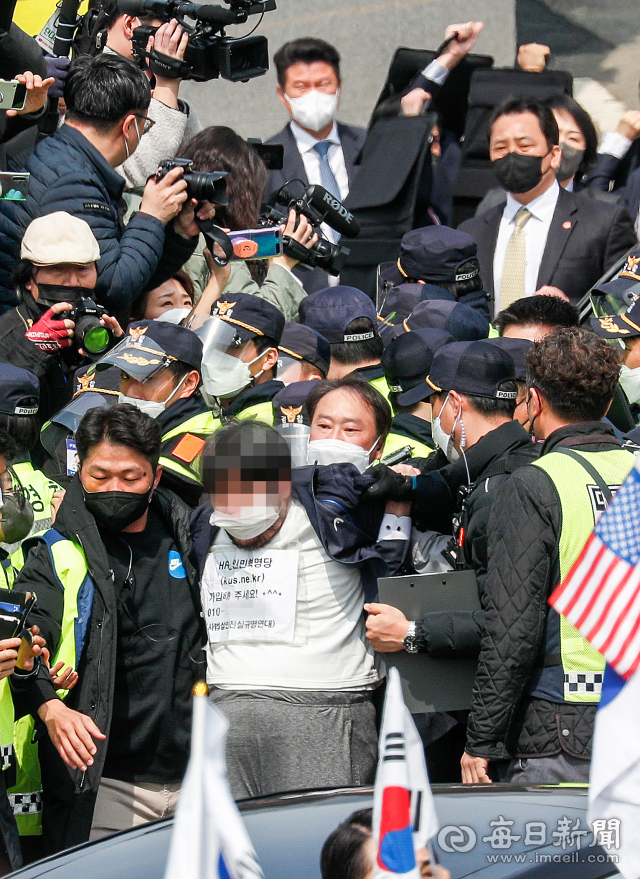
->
<box><xmin>459</xmin><ymin>186</ymin><xmax>637</xmax><ymax>307</ymax></box>
<box><xmin>191</xmin><ymin>464</ymin><xmax>410</xmax><ymax>603</ymax></box>
<box><xmin>0</xmin><ymin>125</ymin><xmax>197</xmax><ymax>315</ymax></box>
<box><xmin>0</xmin><ymin>295</ymin><xmax>73</xmax><ymax>422</ymax></box>
<box><xmin>466</xmin><ymin>422</ymin><xmax>629</xmax><ymax>762</ymax></box>
<box><xmin>415</xmin><ymin>420</ymin><xmax>537</xmax><ymax>657</ymax></box>
<box><xmin>13</xmin><ymin>477</ymin><xmax>205</xmax><ymax>850</ymax></box>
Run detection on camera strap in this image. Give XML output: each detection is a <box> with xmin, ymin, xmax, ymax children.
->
<box><xmin>197</xmin><ymin>219</ymin><xmax>234</xmax><ymax>267</ymax></box>
<box><xmin>145</xmin><ymin>48</ymin><xmax>191</xmax><ymax>80</ymax></box>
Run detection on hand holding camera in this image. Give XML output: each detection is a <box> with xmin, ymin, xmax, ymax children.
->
<box><xmin>140</xmin><ymin>163</ymin><xmax>189</xmax><ymax>225</ymax></box>
<box><xmin>25</xmin><ymin>302</ymin><xmax>75</xmax><ymax>352</ymax></box>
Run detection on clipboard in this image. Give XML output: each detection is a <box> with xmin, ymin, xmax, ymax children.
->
<box><xmin>377</xmin><ymin>570</ymin><xmax>481</xmax><ymax>713</ymax></box>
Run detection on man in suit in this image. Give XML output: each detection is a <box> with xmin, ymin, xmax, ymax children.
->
<box><xmin>460</xmin><ymin>97</ymin><xmax>637</xmax><ymax>313</ymax></box>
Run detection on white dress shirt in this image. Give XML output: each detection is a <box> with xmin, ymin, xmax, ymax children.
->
<box><xmin>289</xmin><ymin>119</ymin><xmax>349</xmax><ymax>200</ymax></box>
<box><xmin>493</xmin><ymin>180</ymin><xmax>561</xmax><ymax>313</ymax></box>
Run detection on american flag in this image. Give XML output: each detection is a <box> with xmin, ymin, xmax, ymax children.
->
<box><xmin>550</xmin><ymin>457</ymin><xmax>640</xmax><ymax>680</ymax></box>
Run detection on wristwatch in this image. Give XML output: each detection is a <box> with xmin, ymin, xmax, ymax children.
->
<box><xmin>403</xmin><ymin>621</ymin><xmax>420</xmax><ymax>653</ymax></box>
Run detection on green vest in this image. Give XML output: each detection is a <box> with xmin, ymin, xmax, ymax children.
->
<box><xmin>10</xmin><ymin>462</ymin><xmax>61</xmax><ymax>570</ymax></box>
<box><xmin>532</xmin><ymin>447</ymin><xmax>634</xmax><ymax>704</ymax></box>
<box><xmin>232</xmin><ymin>400</ymin><xmax>275</xmax><ymax>424</ymax></box>
<box><xmin>7</xmin><ymin>534</ymin><xmax>87</xmax><ymax>836</ymax></box>
<box><xmin>369</xmin><ymin>375</ymin><xmax>392</xmax><ymax>407</ymax></box>
<box><xmin>382</xmin><ymin>430</ymin><xmax>434</xmax><ymax>461</ymax></box>
<box><xmin>160</xmin><ymin>411</ymin><xmax>221</xmax><ymax>487</ymax></box>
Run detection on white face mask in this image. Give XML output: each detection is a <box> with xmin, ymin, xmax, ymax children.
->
<box><xmin>307</xmin><ymin>435</ymin><xmax>380</xmax><ymax>472</ymax></box>
<box><xmin>210</xmin><ymin>502</ymin><xmax>282</xmax><ymax>541</ymax></box>
<box><xmin>123</xmin><ymin>116</ymin><xmax>142</xmax><ymax>161</ymax></box>
<box><xmin>620</xmin><ymin>363</ymin><xmax>640</xmax><ymax>405</ymax></box>
<box><xmin>286</xmin><ymin>89</ymin><xmax>339</xmax><ymax>132</ymax></box>
<box><xmin>201</xmin><ymin>351</ymin><xmax>265</xmax><ymax>401</ymax></box>
<box><xmin>118</xmin><ymin>374</ymin><xmax>188</xmax><ymax>419</ymax></box>
<box><xmin>431</xmin><ymin>393</ymin><xmax>463</xmax><ymax>463</ymax></box>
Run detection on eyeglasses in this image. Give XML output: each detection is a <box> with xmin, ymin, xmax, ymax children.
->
<box><xmin>133</xmin><ymin>114</ymin><xmax>155</xmax><ymax>136</ymax></box>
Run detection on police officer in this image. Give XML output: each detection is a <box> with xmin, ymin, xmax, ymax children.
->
<box><xmin>591</xmin><ymin>295</ymin><xmax>640</xmax><ymax>425</ymax></box>
<box><xmin>200</xmin><ymin>293</ymin><xmax>286</xmax><ymax>423</ymax></box>
<box><xmin>461</xmin><ymin>328</ymin><xmax>635</xmax><ymax>785</ymax></box>
<box><xmin>402</xmin><ymin>299</ymin><xmax>490</xmax><ymax>341</ymax></box>
<box><xmin>299</xmin><ymin>287</ymin><xmax>387</xmax><ymax>396</ymax></box>
<box><xmin>379</xmin><ymin>226</ymin><xmax>490</xmax><ymax>320</ymax></box>
<box><xmin>277</xmin><ymin>323</ymin><xmax>331</xmax><ymax>384</ymax></box>
<box><xmin>97</xmin><ymin>320</ymin><xmax>208</xmax><ymax>507</ymax></box>
<box><xmin>380</xmin><ymin>328</ymin><xmax>453</xmax><ymax>462</ymax></box>
<box><xmin>366</xmin><ymin>339</ymin><xmax>537</xmax><ymax>653</ymax></box>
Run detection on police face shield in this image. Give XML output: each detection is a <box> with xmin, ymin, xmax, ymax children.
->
<box><xmin>276</xmin><ymin>352</ymin><xmax>304</xmax><ymax>386</ymax></box>
<box><xmin>0</xmin><ymin>466</ymin><xmax>34</xmax><ymax>547</ymax></box>
<box><xmin>376</xmin><ymin>261</ymin><xmax>397</xmax><ymax>314</ymax></box>
<box><xmin>97</xmin><ymin>334</ymin><xmax>175</xmax><ymax>384</ymax></box>
<box><xmin>275</xmin><ymin>422</ymin><xmax>310</xmax><ymax>468</ymax></box>
<box><xmin>590</xmin><ymin>277</ymin><xmax>640</xmax><ymax>320</ymax></box>
<box><xmin>193</xmin><ymin>315</ymin><xmax>258</xmax><ymax>404</ymax></box>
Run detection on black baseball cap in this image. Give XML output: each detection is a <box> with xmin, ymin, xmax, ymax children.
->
<box><xmin>382</xmin><ymin>328</ymin><xmax>455</xmax><ymax>406</ymax></box>
<box><xmin>591</xmin><ymin>297</ymin><xmax>640</xmax><ymax>339</ymax></box>
<box><xmin>279</xmin><ymin>323</ymin><xmax>331</xmax><ymax>376</ymax></box>
<box><xmin>426</xmin><ymin>340</ymin><xmax>518</xmax><ymax>399</ymax></box>
<box><xmin>299</xmin><ymin>286</ymin><xmax>378</xmax><ymax>343</ymax></box>
<box><xmin>486</xmin><ymin>336</ymin><xmax>532</xmax><ymax>382</ymax></box>
<box><xmin>381</xmin><ymin>226</ymin><xmax>480</xmax><ymax>286</ymax></box>
<box><xmin>404</xmin><ymin>300</ymin><xmax>489</xmax><ymax>341</ymax></box>
<box><xmin>272</xmin><ymin>381</ymin><xmax>315</xmax><ymax>427</ymax></box>
<box><xmin>211</xmin><ymin>293</ymin><xmax>285</xmax><ymax>346</ymax></box>
<box><xmin>98</xmin><ymin>320</ymin><xmax>203</xmax><ymax>380</ymax></box>
<box><xmin>0</xmin><ymin>364</ymin><xmax>39</xmax><ymax>416</ymax></box>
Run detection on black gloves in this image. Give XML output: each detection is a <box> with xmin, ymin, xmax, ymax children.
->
<box><xmin>363</xmin><ymin>464</ymin><xmax>415</xmax><ymax>502</ymax></box>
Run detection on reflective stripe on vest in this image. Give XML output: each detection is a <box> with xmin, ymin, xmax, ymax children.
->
<box><xmin>161</xmin><ymin>412</ymin><xmax>220</xmax><ymax>486</ymax></box>
<box><xmin>532</xmin><ymin>447</ymin><xmax>634</xmax><ymax>703</ymax></box>
<box><xmin>382</xmin><ymin>430</ymin><xmax>434</xmax><ymax>461</ymax></box>
<box><xmin>10</xmin><ymin>463</ymin><xmax>62</xmax><ymax>570</ymax></box>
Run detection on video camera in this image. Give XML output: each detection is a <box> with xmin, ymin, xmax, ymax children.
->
<box><xmin>117</xmin><ymin>0</ymin><xmax>276</xmax><ymax>82</ymax></box>
<box><xmin>261</xmin><ymin>183</ymin><xmax>360</xmax><ymax>277</ymax></box>
<box><xmin>155</xmin><ymin>158</ymin><xmax>228</xmax><ymax>204</ymax></box>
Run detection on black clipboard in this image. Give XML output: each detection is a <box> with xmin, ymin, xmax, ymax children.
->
<box><xmin>377</xmin><ymin>570</ymin><xmax>481</xmax><ymax>713</ymax></box>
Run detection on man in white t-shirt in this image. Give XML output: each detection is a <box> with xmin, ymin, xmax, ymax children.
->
<box><xmin>190</xmin><ymin>415</ymin><xmax>410</xmax><ymax>798</ymax></box>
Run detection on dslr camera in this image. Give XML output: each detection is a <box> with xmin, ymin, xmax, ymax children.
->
<box><xmin>118</xmin><ymin>0</ymin><xmax>276</xmax><ymax>82</ymax></box>
<box><xmin>155</xmin><ymin>158</ymin><xmax>228</xmax><ymax>204</ymax></box>
<box><xmin>58</xmin><ymin>298</ymin><xmax>113</xmax><ymax>359</ymax></box>
<box><xmin>260</xmin><ymin>183</ymin><xmax>360</xmax><ymax>277</ymax></box>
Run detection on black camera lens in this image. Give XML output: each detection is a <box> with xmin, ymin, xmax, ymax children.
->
<box><xmin>184</xmin><ymin>171</ymin><xmax>228</xmax><ymax>206</ymax></box>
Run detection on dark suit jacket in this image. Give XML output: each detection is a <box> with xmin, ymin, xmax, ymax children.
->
<box><xmin>624</xmin><ymin>166</ymin><xmax>640</xmax><ymax>221</ymax></box>
<box><xmin>459</xmin><ymin>186</ymin><xmax>638</xmax><ymax>306</ymax></box>
<box><xmin>265</xmin><ymin>120</ymin><xmax>366</xmax><ymax>199</ymax></box>
<box><xmin>265</xmin><ymin>121</ymin><xmax>366</xmax><ymax>292</ymax></box>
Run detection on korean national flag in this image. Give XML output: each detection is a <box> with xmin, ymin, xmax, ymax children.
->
<box><xmin>373</xmin><ymin>668</ymin><xmax>438</xmax><ymax>878</ymax></box>
<box><xmin>164</xmin><ymin>688</ymin><xmax>263</xmax><ymax>879</ymax></box>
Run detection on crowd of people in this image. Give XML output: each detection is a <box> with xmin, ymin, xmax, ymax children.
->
<box><xmin>0</xmin><ymin>0</ymin><xmax>640</xmax><ymax>874</ymax></box>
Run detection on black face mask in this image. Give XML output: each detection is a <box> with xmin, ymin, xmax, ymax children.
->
<box><xmin>0</xmin><ymin>493</ymin><xmax>34</xmax><ymax>544</ymax></box>
<box><xmin>83</xmin><ymin>487</ymin><xmax>153</xmax><ymax>531</ymax></box>
<box><xmin>492</xmin><ymin>151</ymin><xmax>549</xmax><ymax>194</ymax></box>
<box><xmin>36</xmin><ymin>284</ymin><xmax>92</xmax><ymax>307</ymax></box>
<box><xmin>556</xmin><ymin>143</ymin><xmax>584</xmax><ymax>181</ymax></box>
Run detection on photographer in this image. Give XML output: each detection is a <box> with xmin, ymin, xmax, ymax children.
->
<box><xmin>0</xmin><ymin>213</ymin><xmax>121</xmax><ymax>423</ymax></box>
<box><xmin>0</xmin><ymin>53</ymin><xmax>205</xmax><ymax>316</ymax></box>
<box><xmin>101</xmin><ymin>0</ymin><xmax>202</xmax><ymax>190</ymax></box>
<box><xmin>180</xmin><ymin>126</ymin><xmax>317</xmax><ymax>321</ymax></box>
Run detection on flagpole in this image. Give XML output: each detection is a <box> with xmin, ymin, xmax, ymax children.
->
<box><xmin>191</xmin><ymin>681</ymin><xmax>209</xmax><ymax>875</ymax></box>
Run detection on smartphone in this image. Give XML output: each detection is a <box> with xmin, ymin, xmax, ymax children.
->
<box><xmin>0</xmin><ymin>590</ymin><xmax>36</xmax><ymax>641</ymax></box>
<box><xmin>0</xmin><ymin>80</ymin><xmax>27</xmax><ymax>112</ymax></box>
<box><xmin>0</xmin><ymin>172</ymin><xmax>30</xmax><ymax>202</ymax></box>
<box><xmin>228</xmin><ymin>227</ymin><xmax>282</xmax><ymax>261</ymax></box>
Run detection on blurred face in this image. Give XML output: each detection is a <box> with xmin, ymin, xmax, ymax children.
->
<box><xmin>27</xmin><ymin>263</ymin><xmax>97</xmax><ymax>298</ymax></box>
<box><xmin>281</xmin><ymin>61</ymin><xmax>340</xmax><ymax>100</ymax></box>
<box><xmin>79</xmin><ymin>441</ymin><xmax>160</xmax><ymax>494</ymax></box>
<box><xmin>211</xmin><ymin>470</ymin><xmax>291</xmax><ymax>516</ymax></box>
<box><xmin>309</xmin><ymin>388</ymin><xmax>383</xmax><ymax>461</ymax></box>
<box><xmin>143</xmin><ymin>278</ymin><xmax>193</xmax><ymax>320</ymax></box>
<box><xmin>553</xmin><ymin>108</ymin><xmax>586</xmax><ymax>151</ymax></box>
<box><xmin>120</xmin><ymin>366</ymin><xmax>184</xmax><ymax>404</ymax></box>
